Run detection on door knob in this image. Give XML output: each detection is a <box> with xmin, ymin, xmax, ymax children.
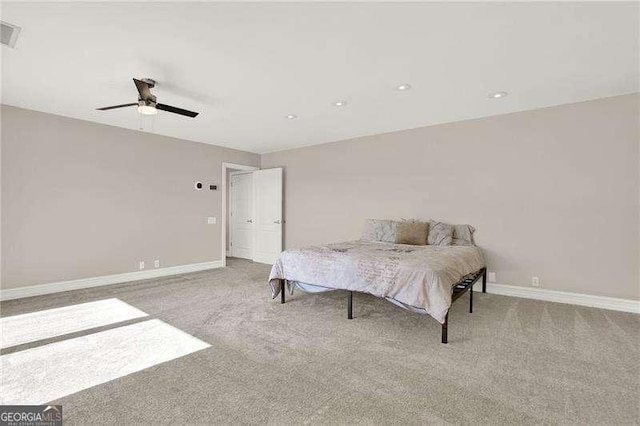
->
<box><xmin>273</xmin><ymin>220</ymin><xmax>281</xmax><ymax>224</ymax></box>
<box><xmin>247</xmin><ymin>219</ymin><xmax>253</xmax><ymax>223</ymax></box>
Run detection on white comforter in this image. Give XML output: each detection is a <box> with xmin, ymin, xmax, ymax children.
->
<box><xmin>268</xmin><ymin>240</ymin><xmax>485</xmax><ymax>324</ymax></box>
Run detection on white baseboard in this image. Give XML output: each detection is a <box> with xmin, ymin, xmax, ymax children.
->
<box><xmin>0</xmin><ymin>260</ymin><xmax>224</xmax><ymax>301</ymax></box>
<box><xmin>474</xmin><ymin>282</ymin><xmax>640</xmax><ymax>314</ymax></box>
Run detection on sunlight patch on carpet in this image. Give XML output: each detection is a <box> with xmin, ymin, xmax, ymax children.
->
<box><xmin>1</xmin><ymin>298</ymin><xmax>148</xmax><ymax>349</ymax></box>
<box><xmin>0</xmin><ymin>319</ymin><xmax>210</xmax><ymax>405</ymax></box>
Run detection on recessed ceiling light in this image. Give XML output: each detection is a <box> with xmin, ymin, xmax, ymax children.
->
<box><xmin>489</xmin><ymin>91</ymin><xmax>508</xmax><ymax>99</ymax></box>
<box><xmin>333</xmin><ymin>101</ymin><xmax>347</xmax><ymax>107</ymax></box>
<box><xmin>285</xmin><ymin>114</ymin><xmax>297</xmax><ymax>119</ymax></box>
<box><xmin>395</xmin><ymin>84</ymin><xmax>412</xmax><ymax>91</ymax></box>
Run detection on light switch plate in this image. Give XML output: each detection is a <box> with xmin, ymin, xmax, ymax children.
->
<box><xmin>207</xmin><ymin>217</ymin><xmax>216</xmax><ymax>224</ymax></box>
<box><xmin>488</xmin><ymin>272</ymin><xmax>497</xmax><ymax>282</ymax></box>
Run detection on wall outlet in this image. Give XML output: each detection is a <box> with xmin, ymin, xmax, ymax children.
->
<box><xmin>532</xmin><ymin>277</ymin><xmax>540</xmax><ymax>287</ymax></box>
<box><xmin>207</xmin><ymin>217</ymin><xmax>216</xmax><ymax>224</ymax></box>
<box><xmin>154</xmin><ymin>260</ymin><xmax>160</xmax><ymax>268</ymax></box>
<box><xmin>138</xmin><ymin>261</ymin><xmax>145</xmax><ymax>270</ymax></box>
<box><xmin>488</xmin><ymin>272</ymin><xmax>497</xmax><ymax>283</ymax></box>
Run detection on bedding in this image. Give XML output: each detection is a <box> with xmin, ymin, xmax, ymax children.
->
<box><xmin>427</xmin><ymin>221</ymin><xmax>454</xmax><ymax>246</ymax></box>
<box><xmin>361</xmin><ymin>219</ymin><xmax>398</xmax><ymax>243</ymax></box>
<box><xmin>395</xmin><ymin>221</ymin><xmax>429</xmax><ymax>245</ymax></box>
<box><xmin>452</xmin><ymin>224</ymin><xmax>476</xmax><ymax>246</ymax></box>
<box><xmin>268</xmin><ymin>240</ymin><xmax>485</xmax><ymax>324</ymax></box>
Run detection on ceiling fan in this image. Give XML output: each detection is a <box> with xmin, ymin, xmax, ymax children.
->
<box><xmin>97</xmin><ymin>78</ymin><xmax>199</xmax><ymax>118</ymax></box>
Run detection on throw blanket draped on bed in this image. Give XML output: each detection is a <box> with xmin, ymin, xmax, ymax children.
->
<box><xmin>268</xmin><ymin>240</ymin><xmax>485</xmax><ymax>324</ymax></box>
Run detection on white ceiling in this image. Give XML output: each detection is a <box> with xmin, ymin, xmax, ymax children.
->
<box><xmin>1</xmin><ymin>2</ymin><xmax>638</xmax><ymax>154</ymax></box>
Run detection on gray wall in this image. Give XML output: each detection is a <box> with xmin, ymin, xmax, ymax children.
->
<box><xmin>262</xmin><ymin>94</ymin><xmax>640</xmax><ymax>301</ymax></box>
<box><xmin>1</xmin><ymin>105</ymin><xmax>259</xmax><ymax>289</ymax></box>
<box><xmin>3</xmin><ymin>96</ymin><xmax>639</xmax><ymax>301</ymax></box>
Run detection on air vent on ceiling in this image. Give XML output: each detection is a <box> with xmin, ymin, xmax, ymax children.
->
<box><xmin>1</xmin><ymin>21</ymin><xmax>21</xmax><ymax>48</ymax></box>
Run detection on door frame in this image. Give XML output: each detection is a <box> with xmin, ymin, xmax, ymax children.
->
<box><xmin>222</xmin><ymin>162</ymin><xmax>259</xmax><ymax>267</ymax></box>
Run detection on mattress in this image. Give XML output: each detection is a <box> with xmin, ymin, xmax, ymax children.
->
<box><xmin>268</xmin><ymin>240</ymin><xmax>485</xmax><ymax>323</ymax></box>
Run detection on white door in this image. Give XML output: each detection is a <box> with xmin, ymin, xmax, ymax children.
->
<box><xmin>230</xmin><ymin>172</ymin><xmax>254</xmax><ymax>260</ymax></box>
<box><xmin>253</xmin><ymin>168</ymin><xmax>283</xmax><ymax>264</ymax></box>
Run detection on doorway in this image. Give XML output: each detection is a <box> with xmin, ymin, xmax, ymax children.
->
<box><xmin>222</xmin><ymin>163</ymin><xmax>258</xmax><ymax>267</ymax></box>
<box><xmin>229</xmin><ymin>171</ymin><xmax>254</xmax><ymax>260</ymax></box>
<box><xmin>221</xmin><ymin>163</ymin><xmax>284</xmax><ymax>267</ymax></box>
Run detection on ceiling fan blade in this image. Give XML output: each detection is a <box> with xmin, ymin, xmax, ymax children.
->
<box><xmin>156</xmin><ymin>103</ymin><xmax>199</xmax><ymax>118</ymax></box>
<box><xmin>133</xmin><ymin>78</ymin><xmax>153</xmax><ymax>101</ymax></box>
<box><xmin>96</xmin><ymin>103</ymin><xmax>137</xmax><ymax>111</ymax></box>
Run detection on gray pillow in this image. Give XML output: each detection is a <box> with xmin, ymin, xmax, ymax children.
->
<box><xmin>395</xmin><ymin>221</ymin><xmax>429</xmax><ymax>245</ymax></box>
<box><xmin>361</xmin><ymin>219</ymin><xmax>398</xmax><ymax>243</ymax></box>
<box><xmin>452</xmin><ymin>224</ymin><xmax>476</xmax><ymax>246</ymax></box>
<box><xmin>427</xmin><ymin>221</ymin><xmax>454</xmax><ymax>246</ymax></box>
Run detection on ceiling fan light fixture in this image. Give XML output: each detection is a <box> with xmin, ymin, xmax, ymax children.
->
<box><xmin>137</xmin><ymin>104</ymin><xmax>158</xmax><ymax>115</ymax></box>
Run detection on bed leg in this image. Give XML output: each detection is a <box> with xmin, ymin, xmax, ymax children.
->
<box><xmin>280</xmin><ymin>280</ymin><xmax>285</xmax><ymax>304</ymax></box>
<box><xmin>469</xmin><ymin>284</ymin><xmax>473</xmax><ymax>313</ymax></box>
<box><xmin>442</xmin><ymin>313</ymin><xmax>448</xmax><ymax>344</ymax></box>
<box><xmin>482</xmin><ymin>268</ymin><xmax>487</xmax><ymax>294</ymax></box>
<box><xmin>347</xmin><ymin>291</ymin><xmax>353</xmax><ymax>320</ymax></box>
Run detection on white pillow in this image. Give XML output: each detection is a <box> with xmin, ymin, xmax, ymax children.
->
<box><xmin>452</xmin><ymin>224</ymin><xmax>476</xmax><ymax>246</ymax></box>
<box><xmin>361</xmin><ymin>219</ymin><xmax>398</xmax><ymax>243</ymax></box>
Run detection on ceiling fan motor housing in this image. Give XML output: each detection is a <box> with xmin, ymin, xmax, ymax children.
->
<box><xmin>141</xmin><ymin>78</ymin><xmax>156</xmax><ymax>88</ymax></box>
<box><xmin>138</xmin><ymin>98</ymin><xmax>157</xmax><ymax>107</ymax></box>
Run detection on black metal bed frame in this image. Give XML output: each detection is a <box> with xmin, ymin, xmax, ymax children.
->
<box><xmin>278</xmin><ymin>267</ymin><xmax>487</xmax><ymax>344</ymax></box>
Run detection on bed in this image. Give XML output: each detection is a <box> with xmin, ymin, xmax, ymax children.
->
<box><xmin>268</xmin><ymin>240</ymin><xmax>487</xmax><ymax>343</ymax></box>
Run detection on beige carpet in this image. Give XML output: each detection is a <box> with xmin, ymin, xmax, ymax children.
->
<box><xmin>1</xmin><ymin>258</ymin><xmax>638</xmax><ymax>424</ymax></box>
